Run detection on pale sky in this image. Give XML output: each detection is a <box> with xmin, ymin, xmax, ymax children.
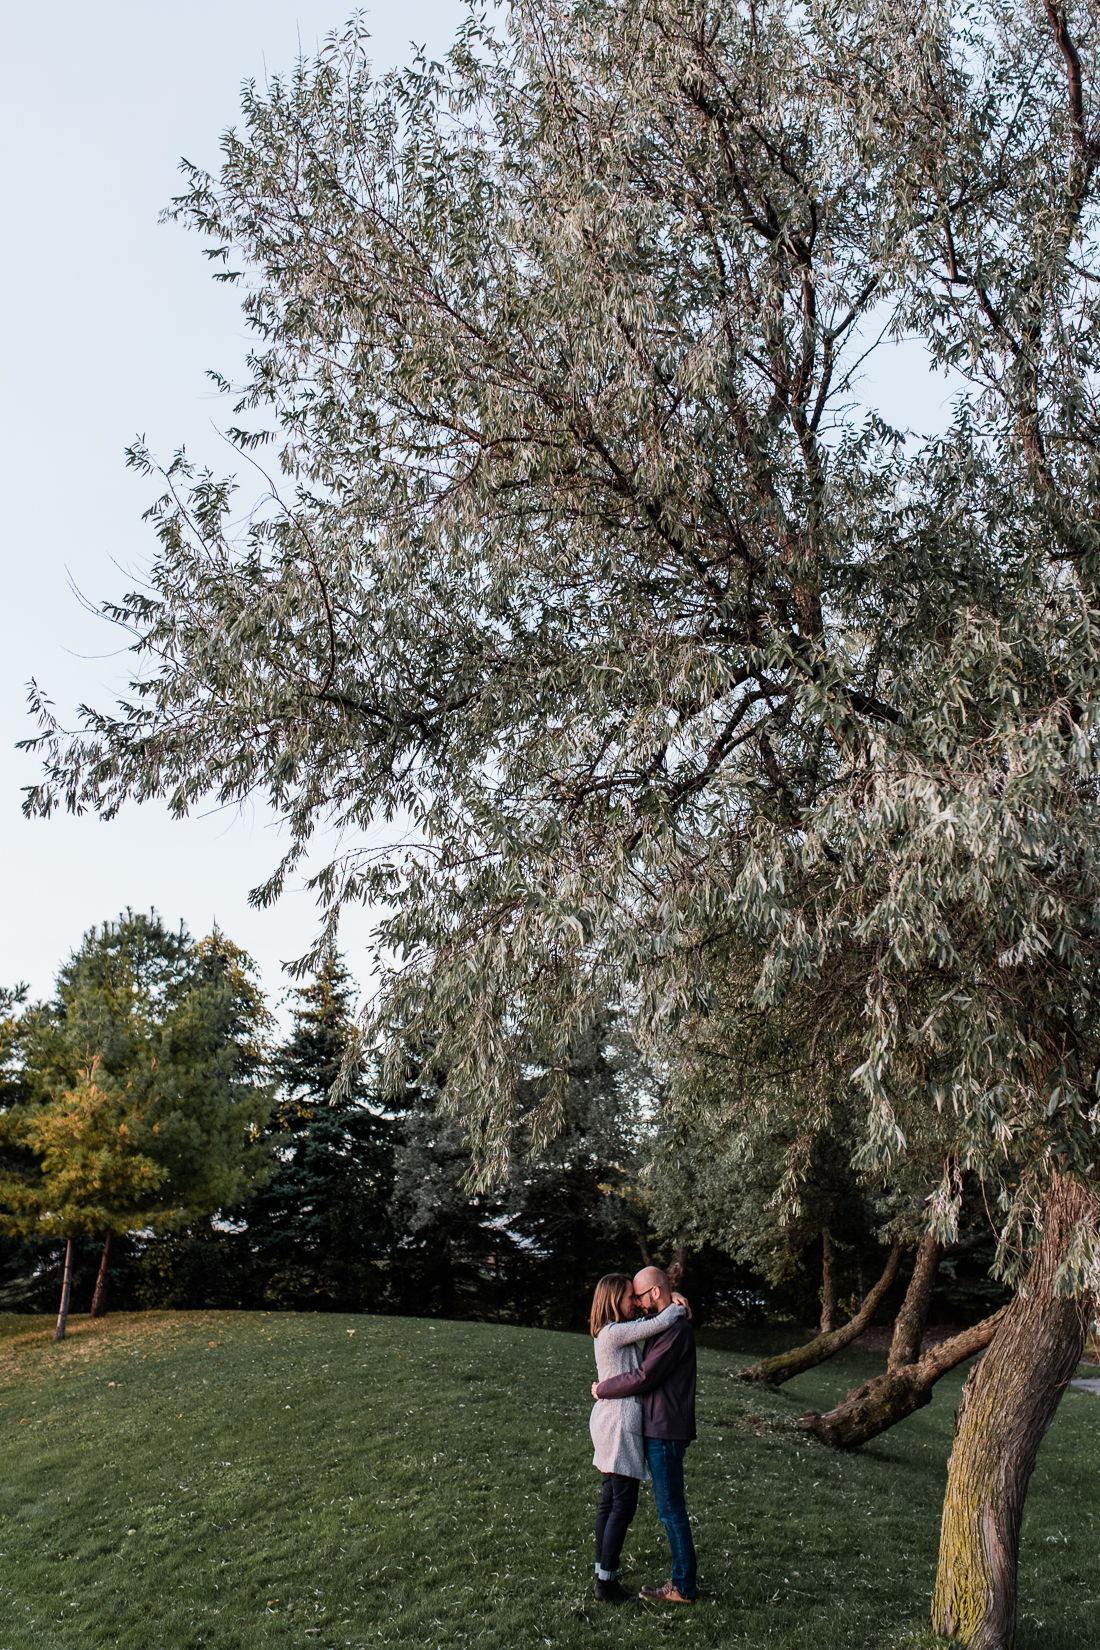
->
<box><xmin>1</xmin><ymin>0</ymin><xmax>952</xmax><ymax>1016</ymax></box>
<box><xmin>1</xmin><ymin>0</ymin><xmax>465</xmax><ymax>1015</ymax></box>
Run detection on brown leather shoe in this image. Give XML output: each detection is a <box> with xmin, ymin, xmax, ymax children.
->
<box><xmin>640</xmin><ymin>1581</ymin><xmax>694</xmax><ymax>1604</ymax></box>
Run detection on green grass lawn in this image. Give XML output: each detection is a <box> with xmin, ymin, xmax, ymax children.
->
<box><xmin>0</xmin><ymin>1309</ymin><xmax>1094</xmax><ymax>1649</ymax></box>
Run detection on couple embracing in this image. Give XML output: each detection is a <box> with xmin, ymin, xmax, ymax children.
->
<box><xmin>587</xmin><ymin>1265</ymin><xmax>697</xmax><ymax>1606</ymax></box>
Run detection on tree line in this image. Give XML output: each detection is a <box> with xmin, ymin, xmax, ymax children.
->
<box><xmin>0</xmin><ymin>912</ymin><xmax>641</xmax><ymax>1332</ymax></box>
<box><xmin>0</xmin><ymin>910</ymin><xmax>1000</xmax><ymax>1355</ymax></box>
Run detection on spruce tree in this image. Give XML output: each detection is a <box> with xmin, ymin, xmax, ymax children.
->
<box><xmin>387</xmin><ymin>1009</ymin><xmax>653</xmax><ymax>1327</ymax></box>
<box><xmin>244</xmin><ymin>951</ymin><xmax>393</xmax><ymax>1309</ymax></box>
<box><xmin>504</xmin><ymin>1011</ymin><xmax>657</xmax><ymax>1329</ymax></box>
<box><xmin>387</xmin><ymin>1096</ymin><xmax>524</xmax><ymax>1321</ymax></box>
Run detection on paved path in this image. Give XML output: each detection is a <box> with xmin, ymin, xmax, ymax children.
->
<box><xmin>1071</xmin><ymin>1377</ymin><xmax>1100</xmax><ymax>1393</ymax></box>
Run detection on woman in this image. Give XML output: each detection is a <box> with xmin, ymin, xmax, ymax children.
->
<box><xmin>588</xmin><ymin>1273</ymin><xmax>687</xmax><ymax>1604</ymax></box>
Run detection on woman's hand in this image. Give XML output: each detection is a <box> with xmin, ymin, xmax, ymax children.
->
<box><xmin>591</xmin><ymin>1381</ymin><xmax>601</xmax><ymax>1399</ymax></box>
<box><xmin>671</xmin><ymin>1290</ymin><xmax>693</xmax><ymax>1321</ymax></box>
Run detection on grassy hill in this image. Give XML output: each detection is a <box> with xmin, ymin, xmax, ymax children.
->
<box><xmin>0</xmin><ymin>1309</ymin><xmax>1093</xmax><ymax>1649</ymax></box>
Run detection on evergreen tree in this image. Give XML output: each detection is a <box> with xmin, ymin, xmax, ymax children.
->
<box><xmin>384</xmin><ymin>1031</ymin><xmax>530</xmax><ymax>1320</ymax></box>
<box><xmin>504</xmin><ymin>1011</ymin><xmax>658</xmax><ymax>1329</ymax></box>
<box><xmin>388</xmin><ymin>1009</ymin><xmax>653</xmax><ymax>1327</ymax></box>
<box><xmin>0</xmin><ymin>986</ymin><xmax>41</xmax><ymax>1310</ymax></box>
<box><xmin>387</xmin><ymin>1098</ymin><xmax>524</xmax><ymax>1320</ymax></box>
<box><xmin>243</xmin><ymin>950</ymin><xmax>394</xmax><ymax>1309</ymax></box>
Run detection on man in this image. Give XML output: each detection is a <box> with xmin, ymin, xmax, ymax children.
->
<box><xmin>591</xmin><ymin>1264</ymin><xmax>698</xmax><ymax>1604</ymax></box>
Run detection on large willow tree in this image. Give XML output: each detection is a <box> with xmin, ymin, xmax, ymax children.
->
<box><xmin>23</xmin><ymin>1</ymin><xmax>1100</xmax><ymax>1641</ymax></box>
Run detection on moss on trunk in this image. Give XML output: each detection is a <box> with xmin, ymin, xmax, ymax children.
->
<box><xmin>931</xmin><ymin>1173</ymin><xmax>1096</xmax><ymax>1649</ymax></box>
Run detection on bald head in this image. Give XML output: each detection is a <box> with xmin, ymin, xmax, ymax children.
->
<box><xmin>634</xmin><ymin>1266</ymin><xmax>671</xmax><ymax>1314</ymax></box>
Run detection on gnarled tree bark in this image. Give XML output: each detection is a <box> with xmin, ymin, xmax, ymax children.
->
<box><xmin>931</xmin><ymin>1171</ymin><xmax>1097</xmax><ymax>1649</ymax></box>
<box><xmin>736</xmin><ymin>1241</ymin><xmax>901</xmax><ymax>1385</ymax></box>
<box><xmin>799</xmin><ymin>1308</ymin><xmax>1005</xmax><ymax>1448</ymax></box>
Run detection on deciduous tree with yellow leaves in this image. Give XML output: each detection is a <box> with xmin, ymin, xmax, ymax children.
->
<box><xmin>0</xmin><ymin>913</ymin><xmax>273</xmax><ymax>1338</ymax></box>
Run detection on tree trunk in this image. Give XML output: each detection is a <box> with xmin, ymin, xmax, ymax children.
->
<box><xmin>90</xmin><ymin>1232</ymin><xmax>112</xmax><ymax>1318</ymax></box>
<box><xmin>54</xmin><ymin>1237</ymin><xmax>74</xmax><ymax>1342</ymax></box>
<box><xmin>819</xmin><ymin>1225</ymin><xmax>838</xmax><ymax>1334</ymax></box>
<box><xmin>889</xmin><ymin>1230</ymin><xmax>942</xmax><ymax>1369</ymax></box>
<box><xmin>736</xmin><ymin>1241</ymin><xmax>901</xmax><ymax>1385</ymax></box>
<box><xmin>799</xmin><ymin>1308</ymin><xmax>1005</xmax><ymax>1448</ymax></box>
<box><xmin>631</xmin><ymin>1222</ymin><xmax>653</xmax><ymax>1267</ymax></box>
<box><xmin>931</xmin><ymin>1172</ymin><xmax>1097</xmax><ymax>1649</ymax></box>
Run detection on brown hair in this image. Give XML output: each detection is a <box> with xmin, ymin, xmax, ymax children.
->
<box><xmin>590</xmin><ymin>1273</ymin><xmax>634</xmax><ymax>1338</ymax></box>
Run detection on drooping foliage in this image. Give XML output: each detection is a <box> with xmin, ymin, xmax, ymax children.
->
<box><xmin>645</xmin><ymin>944</ymin><xmax>1010</xmax><ymax>1332</ymax></box>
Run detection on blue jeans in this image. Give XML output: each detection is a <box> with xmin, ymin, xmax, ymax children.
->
<box><xmin>644</xmin><ymin>1439</ymin><xmax>697</xmax><ymax>1598</ymax></box>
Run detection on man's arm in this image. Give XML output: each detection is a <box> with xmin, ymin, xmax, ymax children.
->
<box><xmin>594</xmin><ymin>1322</ymin><xmax>687</xmax><ymax>1400</ymax></box>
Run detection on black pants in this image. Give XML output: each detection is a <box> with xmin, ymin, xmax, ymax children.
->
<box><xmin>595</xmin><ymin>1473</ymin><xmax>640</xmax><ymax>1574</ymax></box>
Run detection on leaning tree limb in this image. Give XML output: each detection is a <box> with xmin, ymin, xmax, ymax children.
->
<box><xmin>53</xmin><ymin>1237</ymin><xmax>74</xmax><ymax>1343</ymax></box>
<box><xmin>735</xmin><ymin>1241</ymin><xmax>901</xmax><ymax>1385</ymax></box>
<box><xmin>888</xmin><ymin>1230</ymin><xmax>943</xmax><ymax>1370</ymax></box>
<box><xmin>799</xmin><ymin>1308</ymin><xmax>1007</xmax><ymax>1449</ymax></box>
